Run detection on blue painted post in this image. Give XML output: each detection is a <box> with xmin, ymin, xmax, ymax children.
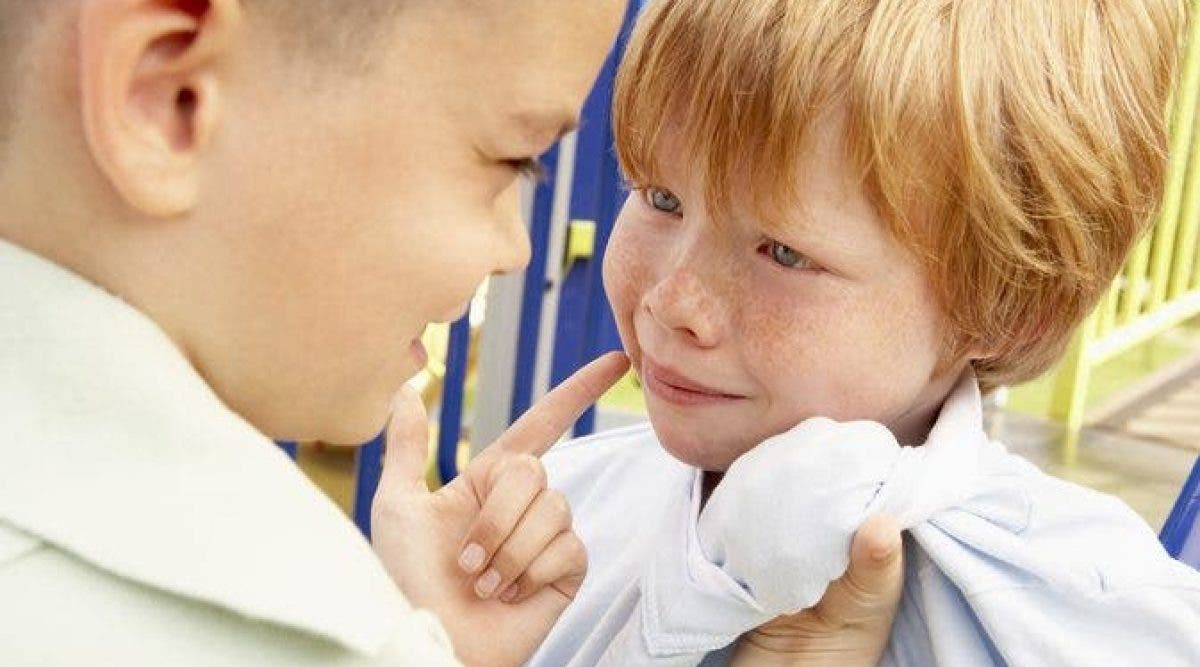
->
<box><xmin>437</xmin><ymin>314</ymin><xmax>473</xmax><ymax>483</ymax></box>
<box><xmin>510</xmin><ymin>146</ymin><xmax>562</xmax><ymax>423</ymax></box>
<box><xmin>353</xmin><ymin>432</ymin><xmax>385</xmax><ymax>538</ymax></box>
<box><xmin>1161</xmin><ymin>457</ymin><xmax>1200</xmax><ymax>569</ymax></box>
<box><xmin>550</xmin><ymin>0</ymin><xmax>643</xmax><ymax>437</ymax></box>
<box><xmin>573</xmin><ymin>25</ymin><xmax>640</xmax><ymax>436</ymax></box>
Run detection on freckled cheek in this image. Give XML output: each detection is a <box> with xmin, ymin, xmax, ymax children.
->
<box><xmin>740</xmin><ymin>295</ymin><xmax>830</xmax><ymax>374</ymax></box>
<box><xmin>602</xmin><ymin>225</ymin><xmax>655</xmax><ymax>350</ymax></box>
<box><xmin>735</xmin><ymin>286</ymin><xmax>875</xmax><ymax>414</ymax></box>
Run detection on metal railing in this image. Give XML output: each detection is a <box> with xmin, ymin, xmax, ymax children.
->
<box><xmin>1050</xmin><ymin>0</ymin><xmax>1200</xmax><ymax>461</ymax></box>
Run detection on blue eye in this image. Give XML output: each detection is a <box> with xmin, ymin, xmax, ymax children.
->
<box><xmin>764</xmin><ymin>240</ymin><xmax>813</xmax><ymax>270</ymax></box>
<box><xmin>646</xmin><ymin>188</ymin><xmax>682</xmax><ymax>214</ymax></box>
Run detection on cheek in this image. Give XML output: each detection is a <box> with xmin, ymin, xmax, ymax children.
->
<box><xmin>338</xmin><ymin>204</ymin><xmax>492</xmax><ymax>339</ymax></box>
<box><xmin>737</xmin><ymin>279</ymin><xmax>936</xmax><ymax>421</ymax></box>
<box><xmin>739</xmin><ymin>286</ymin><xmax>844</xmax><ymax>388</ymax></box>
<box><xmin>603</xmin><ymin>215</ymin><xmax>656</xmax><ymax>334</ymax></box>
<box><xmin>385</xmin><ymin>173</ymin><xmax>516</xmax><ymax>295</ymax></box>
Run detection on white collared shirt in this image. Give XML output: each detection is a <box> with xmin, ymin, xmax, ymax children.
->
<box><xmin>531</xmin><ymin>375</ymin><xmax>1200</xmax><ymax>667</ymax></box>
<box><xmin>0</xmin><ymin>240</ymin><xmax>461</xmax><ymax>666</ymax></box>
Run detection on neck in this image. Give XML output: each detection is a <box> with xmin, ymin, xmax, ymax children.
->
<box><xmin>888</xmin><ymin>368</ymin><xmax>966</xmax><ymax>446</ymax></box>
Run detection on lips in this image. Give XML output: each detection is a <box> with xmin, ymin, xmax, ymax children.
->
<box><xmin>641</xmin><ymin>357</ymin><xmax>745</xmax><ymax>406</ymax></box>
<box><xmin>409</xmin><ymin>338</ymin><xmax>429</xmax><ymax>367</ymax></box>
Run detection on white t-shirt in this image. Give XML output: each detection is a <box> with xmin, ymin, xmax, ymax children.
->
<box><xmin>530</xmin><ymin>374</ymin><xmax>1200</xmax><ymax>667</ymax></box>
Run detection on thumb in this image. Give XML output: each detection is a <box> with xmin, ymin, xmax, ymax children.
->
<box><xmin>379</xmin><ymin>385</ymin><xmax>433</xmax><ymax>492</ymax></box>
<box><xmin>816</xmin><ymin>513</ymin><xmax>905</xmax><ymax>626</ymax></box>
<box><xmin>850</xmin><ymin>513</ymin><xmax>904</xmax><ymax>593</ymax></box>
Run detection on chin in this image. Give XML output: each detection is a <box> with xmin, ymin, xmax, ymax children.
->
<box><xmin>280</xmin><ymin>395</ymin><xmax>392</xmax><ymax>446</ymax></box>
<box><xmin>311</xmin><ymin>360</ymin><xmax>423</xmax><ymax>446</ymax></box>
<box><xmin>318</xmin><ymin>420</ymin><xmax>390</xmax><ymax>447</ymax></box>
<box><xmin>650</xmin><ymin>415</ymin><xmax>740</xmax><ymax>472</ymax></box>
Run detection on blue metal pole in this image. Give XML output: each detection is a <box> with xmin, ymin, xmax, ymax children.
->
<box><xmin>352</xmin><ymin>432</ymin><xmax>385</xmax><ymax>538</ymax></box>
<box><xmin>551</xmin><ymin>0</ymin><xmax>643</xmax><ymax>437</ymax></box>
<box><xmin>510</xmin><ymin>146</ymin><xmax>562</xmax><ymax>423</ymax></box>
<box><xmin>437</xmin><ymin>314</ymin><xmax>472</xmax><ymax>483</ymax></box>
<box><xmin>1161</xmin><ymin>457</ymin><xmax>1200</xmax><ymax>566</ymax></box>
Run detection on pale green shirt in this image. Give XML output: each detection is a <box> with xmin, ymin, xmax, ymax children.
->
<box><xmin>0</xmin><ymin>239</ymin><xmax>461</xmax><ymax>666</ymax></box>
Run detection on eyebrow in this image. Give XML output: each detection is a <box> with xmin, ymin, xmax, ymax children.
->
<box><xmin>515</xmin><ymin>113</ymin><xmax>580</xmax><ymax>151</ymax></box>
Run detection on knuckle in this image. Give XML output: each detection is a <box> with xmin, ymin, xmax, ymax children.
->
<box><xmin>563</xmin><ymin>533</ymin><xmax>589</xmax><ymax>572</ymax></box>
<box><xmin>518</xmin><ymin>563</ymin><xmax>547</xmax><ymax>592</ymax></box>
<box><xmin>557</xmin><ymin>574</ymin><xmax>584</xmax><ymax>598</ymax></box>
<box><xmin>471</xmin><ymin>515</ymin><xmax>504</xmax><ymax>549</ymax></box>
<box><xmin>514</xmin><ymin>454</ymin><xmax>548</xmax><ymax>487</ymax></box>
<box><xmin>545</xmin><ymin>490</ymin><xmax>572</xmax><ymax>526</ymax></box>
<box><xmin>497</xmin><ymin>454</ymin><xmax>546</xmax><ymax>491</ymax></box>
<box><xmin>490</xmin><ymin>548</ymin><xmax>522</xmax><ymax>581</ymax></box>
<box><xmin>512</xmin><ymin>567</ymin><xmax>537</xmax><ymax>590</ymax></box>
<box><xmin>504</xmin><ymin>578</ymin><xmax>526</xmax><ymax>602</ymax></box>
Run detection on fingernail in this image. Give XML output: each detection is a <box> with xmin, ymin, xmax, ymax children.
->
<box><xmin>459</xmin><ymin>544</ymin><xmax>485</xmax><ymax>573</ymax></box>
<box><xmin>499</xmin><ymin>583</ymin><xmax>520</xmax><ymax>604</ymax></box>
<box><xmin>475</xmin><ymin>569</ymin><xmax>501</xmax><ymax>599</ymax></box>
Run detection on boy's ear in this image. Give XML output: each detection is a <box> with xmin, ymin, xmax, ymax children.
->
<box><xmin>78</xmin><ymin>0</ymin><xmax>242</xmax><ymax>218</ymax></box>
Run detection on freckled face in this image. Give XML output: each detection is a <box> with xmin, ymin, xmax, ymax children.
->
<box><xmin>603</xmin><ymin>114</ymin><xmax>963</xmax><ymax>470</ymax></box>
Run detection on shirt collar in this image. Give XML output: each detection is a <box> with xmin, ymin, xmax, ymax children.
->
<box><xmin>881</xmin><ymin>369</ymin><xmax>1030</xmax><ymax>530</ymax></box>
<box><xmin>0</xmin><ymin>239</ymin><xmax>402</xmax><ymax>655</ymax></box>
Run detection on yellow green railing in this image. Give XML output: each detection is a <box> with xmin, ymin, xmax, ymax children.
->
<box><xmin>1050</xmin><ymin>3</ymin><xmax>1200</xmax><ymax>462</ymax></box>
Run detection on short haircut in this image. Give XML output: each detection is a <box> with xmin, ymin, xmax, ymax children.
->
<box><xmin>0</xmin><ymin>1</ymin><xmax>53</xmax><ymax>152</ymax></box>
<box><xmin>614</xmin><ymin>0</ymin><xmax>1186</xmax><ymax>389</ymax></box>
<box><xmin>0</xmin><ymin>0</ymin><xmax>399</xmax><ymax>159</ymax></box>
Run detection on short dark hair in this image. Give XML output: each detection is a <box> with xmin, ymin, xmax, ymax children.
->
<box><xmin>0</xmin><ymin>1</ymin><xmax>54</xmax><ymax>153</ymax></box>
<box><xmin>0</xmin><ymin>0</ymin><xmax>400</xmax><ymax>159</ymax></box>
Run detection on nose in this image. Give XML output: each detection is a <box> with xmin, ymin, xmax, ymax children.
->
<box><xmin>495</xmin><ymin>218</ymin><xmax>531</xmax><ymax>275</ymax></box>
<box><xmin>644</xmin><ymin>265</ymin><xmax>726</xmax><ymax>349</ymax></box>
<box><xmin>493</xmin><ymin>187</ymin><xmax>532</xmax><ymax>275</ymax></box>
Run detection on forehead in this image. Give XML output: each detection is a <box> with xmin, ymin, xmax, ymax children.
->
<box><xmin>407</xmin><ymin>0</ymin><xmax>625</xmax><ymax>146</ymax></box>
<box><xmin>456</xmin><ymin>3</ymin><xmax>621</xmax><ymax>85</ymax></box>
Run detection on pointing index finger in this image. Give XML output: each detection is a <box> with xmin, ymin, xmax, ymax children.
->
<box><xmin>493</xmin><ymin>352</ymin><xmax>630</xmax><ymax>458</ymax></box>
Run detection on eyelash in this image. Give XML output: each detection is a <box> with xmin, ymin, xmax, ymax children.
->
<box><xmin>504</xmin><ymin>158</ymin><xmax>548</xmax><ymax>182</ymax></box>
<box><xmin>758</xmin><ymin>240</ymin><xmax>818</xmax><ymax>271</ymax></box>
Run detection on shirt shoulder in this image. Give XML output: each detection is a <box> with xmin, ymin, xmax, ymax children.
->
<box><xmin>546</xmin><ymin>422</ymin><xmax>660</xmax><ymax>457</ymax></box>
<box><xmin>544</xmin><ymin>422</ymin><xmax>693</xmax><ymax>552</ymax></box>
<box><xmin>0</xmin><ymin>521</ymin><xmax>40</xmax><ymax>569</ymax></box>
<box><xmin>0</xmin><ymin>528</ymin><xmax>459</xmax><ymax>666</ymax></box>
<box><xmin>543</xmin><ymin>423</ymin><xmax>665</xmax><ymax>485</ymax></box>
<box><xmin>915</xmin><ymin>436</ymin><xmax>1200</xmax><ymax>598</ymax></box>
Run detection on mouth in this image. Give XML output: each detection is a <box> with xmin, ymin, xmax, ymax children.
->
<box><xmin>408</xmin><ymin>337</ymin><xmax>429</xmax><ymax>367</ymax></box>
<box><xmin>641</xmin><ymin>357</ymin><xmax>746</xmax><ymax>407</ymax></box>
